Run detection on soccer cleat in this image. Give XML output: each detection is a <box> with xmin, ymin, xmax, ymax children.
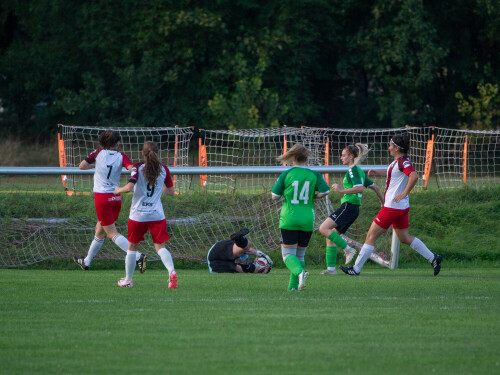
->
<box><xmin>344</xmin><ymin>248</ymin><xmax>357</xmax><ymax>264</ymax></box>
<box><xmin>289</xmin><ymin>288</ymin><xmax>298</xmax><ymax>292</ymax></box>
<box><xmin>168</xmin><ymin>271</ymin><xmax>178</xmax><ymax>289</ymax></box>
<box><xmin>298</xmin><ymin>270</ymin><xmax>309</xmax><ymax>291</ymax></box>
<box><xmin>340</xmin><ymin>265</ymin><xmax>360</xmax><ymax>276</ymax></box>
<box><xmin>230</xmin><ymin>228</ymin><xmax>250</xmax><ymax>240</ymax></box>
<box><xmin>137</xmin><ymin>253</ymin><xmax>147</xmax><ymax>274</ymax></box>
<box><xmin>73</xmin><ymin>256</ymin><xmax>89</xmax><ymax>271</ymax></box>
<box><xmin>431</xmin><ymin>254</ymin><xmax>442</xmax><ymax>276</ymax></box>
<box><xmin>320</xmin><ymin>269</ymin><xmax>337</xmax><ymax>275</ymax></box>
<box><xmin>117</xmin><ymin>278</ymin><xmax>133</xmax><ymax>288</ymax></box>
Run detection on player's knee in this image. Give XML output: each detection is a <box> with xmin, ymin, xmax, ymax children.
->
<box><xmin>106</xmin><ymin>231</ymin><xmax>118</xmax><ymax>240</ymax></box>
<box><xmin>399</xmin><ymin>236</ymin><xmax>413</xmax><ymax>245</ymax></box>
<box><xmin>318</xmin><ymin>223</ymin><xmax>330</xmax><ymax>237</ymax></box>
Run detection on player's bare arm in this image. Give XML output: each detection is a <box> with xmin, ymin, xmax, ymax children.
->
<box><xmin>114</xmin><ymin>182</ymin><xmax>134</xmax><ymax>194</ymax></box>
<box><xmin>369</xmin><ymin>184</ymin><xmax>384</xmax><ymax>205</ymax></box>
<box><xmin>163</xmin><ymin>186</ymin><xmax>175</xmax><ymax>196</ymax></box>
<box><xmin>367</xmin><ymin>169</ymin><xmax>386</xmax><ymax>177</ymax></box>
<box><xmin>79</xmin><ymin>160</ymin><xmax>94</xmax><ymax>170</ymax></box>
<box><xmin>331</xmin><ymin>183</ymin><xmax>363</xmax><ymax>195</ymax></box>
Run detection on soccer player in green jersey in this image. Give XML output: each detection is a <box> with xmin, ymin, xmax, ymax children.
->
<box><xmin>271</xmin><ymin>144</ymin><xmax>330</xmax><ymax>291</ymax></box>
<box><xmin>319</xmin><ymin>144</ymin><xmax>384</xmax><ymax>275</ymax></box>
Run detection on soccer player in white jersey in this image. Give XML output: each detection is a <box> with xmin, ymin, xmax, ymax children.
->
<box><xmin>341</xmin><ymin>133</ymin><xmax>442</xmax><ymax>276</ymax></box>
<box><xmin>73</xmin><ymin>130</ymin><xmax>146</xmax><ymax>272</ymax></box>
<box><xmin>114</xmin><ymin>141</ymin><xmax>177</xmax><ymax>288</ymax></box>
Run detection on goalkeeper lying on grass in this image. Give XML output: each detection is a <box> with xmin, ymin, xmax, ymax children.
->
<box><xmin>207</xmin><ymin>228</ymin><xmax>273</xmax><ymax>273</ymax></box>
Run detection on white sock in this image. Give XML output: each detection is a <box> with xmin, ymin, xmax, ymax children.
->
<box><xmin>327</xmin><ymin>267</ymin><xmax>336</xmax><ymax>272</ymax></box>
<box><xmin>125</xmin><ymin>250</ymin><xmax>136</xmax><ymax>281</ymax></box>
<box><xmin>344</xmin><ymin>244</ymin><xmax>353</xmax><ymax>252</ymax></box>
<box><xmin>135</xmin><ymin>251</ymin><xmax>142</xmax><ymax>261</ymax></box>
<box><xmin>410</xmin><ymin>237</ymin><xmax>434</xmax><ymax>261</ymax></box>
<box><xmin>84</xmin><ymin>237</ymin><xmax>104</xmax><ymax>266</ymax></box>
<box><xmin>296</xmin><ymin>247</ymin><xmax>306</xmax><ymax>263</ymax></box>
<box><xmin>158</xmin><ymin>248</ymin><xmax>175</xmax><ymax>274</ymax></box>
<box><xmin>353</xmin><ymin>244</ymin><xmax>375</xmax><ymax>273</ymax></box>
<box><xmin>112</xmin><ymin>234</ymin><xmax>129</xmax><ymax>253</ymax></box>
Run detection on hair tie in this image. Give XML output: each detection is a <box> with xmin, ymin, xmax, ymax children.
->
<box><xmin>344</xmin><ymin>146</ymin><xmax>355</xmax><ymax>157</ymax></box>
<box><xmin>391</xmin><ymin>139</ymin><xmax>405</xmax><ymax>151</ymax></box>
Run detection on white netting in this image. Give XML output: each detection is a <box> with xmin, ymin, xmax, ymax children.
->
<box><xmin>1</xmin><ymin>126</ymin><xmax>499</xmax><ymax>268</ymax></box>
<box><xmin>432</xmin><ymin>128</ymin><xmax>500</xmax><ymax>188</ymax></box>
<box><xmin>58</xmin><ymin>124</ymin><xmax>194</xmax><ymax>193</ymax></box>
<box><xmin>199</xmin><ymin>127</ymin><xmax>327</xmax><ymax>192</ymax></box>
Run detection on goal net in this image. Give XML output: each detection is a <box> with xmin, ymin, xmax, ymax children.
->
<box><xmin>2</xmin><ymin>125</ymin><xmax>497</xmax><ymax>268</ymax></box>
<box><xmin>57</xmin><ymin>124</ymin><xmax>194</xmax><ymax>194</ymax></box>
<box><xmin>432</xmin><ymin>128</ymin><xmax>500</xmax><ymax>188</ymax></box>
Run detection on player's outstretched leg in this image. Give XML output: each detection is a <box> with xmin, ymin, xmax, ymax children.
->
<box><xmin>230</xmin><ymin>228</ymin><xmax>250</xmax><ymax>240</ymax></box>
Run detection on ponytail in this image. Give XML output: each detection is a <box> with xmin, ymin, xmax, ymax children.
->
<box><xmin>345</xmin><ymin>143</ymin><xmax>369</xmax><ymax>166</ymax></box>
<box><xmin>142</xmin><ymin>141</ymin><xmax>161</xmax><ymax>186</ymax></box>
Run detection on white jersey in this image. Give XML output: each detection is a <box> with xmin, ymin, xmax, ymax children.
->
<box><xmin>129</xmin><ymin>162</ymin><xmax>173</xmax><ymax>222</ymax></box>
<box><xmin>86</xmin><ymin>148</ymin><xmax>132</xmax><ymax>194</ymax></box>
<box><xmin>384</xmin><ymin>156</ymin><xmax>416</xmax><ymax>210</ymax></box>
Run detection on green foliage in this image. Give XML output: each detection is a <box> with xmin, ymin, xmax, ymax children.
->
<box><xmin>208</xmin><ymin>55</ymin><xmax>285</xmax><ymax>129</ymax></box>
<box><xmin>0</xmin><ymin>0</ymin><xmax>498</xmax><ymax>138</ymax></box>
<box><xmin>456</xmin><ymin>82</ymin><xmax>500</xmax><ymax>130</ymax></box>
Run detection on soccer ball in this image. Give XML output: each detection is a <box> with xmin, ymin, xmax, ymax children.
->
<box><xmin>254</xmin><ymin>256</ymin><xmax>272</xmax><ymax>274</ymax></box>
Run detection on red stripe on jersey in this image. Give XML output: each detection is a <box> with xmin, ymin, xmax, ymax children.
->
<box><xmin>397</xmin><ymin>156</ymin><xmax>415</xmax><ymax>176</ymax></box>
<box><xmin>129</xmin><ymin>162</ymin><xmax>144</xmax><ymax>183</ymax></box>
<box><xmin>163</xmin><ymin>165</ymin><xmax>173</xmax><ymax>188</ymax></box>
<box><xmin>85</xmin><ymin>148</ymin><xmax>103</xmax><ymax>164</ymax></box>
<box><xmin>121</xmin><ymin>152</ymin><xmax>132</xmax><ymax>169</ymax></box>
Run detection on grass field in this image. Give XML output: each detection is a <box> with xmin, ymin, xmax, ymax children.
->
<box><xmin>1</xmin><ymin>267</ymin><xmax>499</xmax><ymax>375</ymax></box>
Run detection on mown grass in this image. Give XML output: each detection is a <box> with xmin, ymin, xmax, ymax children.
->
<box><xmin>0</xmin><ymin>267</ymin><xmax>499</xmax><ymax>375</ymax></box>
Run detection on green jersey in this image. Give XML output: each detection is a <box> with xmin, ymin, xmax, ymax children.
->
<box><xmin>340</xmin><ymin>165</ymin><xmax>374</xmax><ymax>206</ymax></box>
<box><xmin>271</xmin><ymin>167</ymin><xmax>330</xmax><ymax>231</ymax></box>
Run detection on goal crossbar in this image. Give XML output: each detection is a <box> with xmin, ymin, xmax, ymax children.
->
<box><xmin>0</xmin><ymin>166</ymin><xmax>388</xmax><ymax>175</ymax></box>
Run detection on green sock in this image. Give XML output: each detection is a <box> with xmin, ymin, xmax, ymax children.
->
<box><xmin>300</xmin><ymin>260</ymin><xmax>305</xmax><ymax>269</ymax></box>
<box><xmin>326</xmin><ymin>246</ymin><xmax>337</xmax><ymax>267</ymax></box>
<box><xmin>288</xmin><ymin>274</ymin><xmax>299</xmax><ymax>290</ymax></box>
<box><xmin>328</xmin><ymin>231</ymin><xmax>347</xmax><ymax>250</ymax></box>
<box><xmin>285</xmin><ymin>255</ymin><xmax>303</xmax><ymax>277</ymax></box>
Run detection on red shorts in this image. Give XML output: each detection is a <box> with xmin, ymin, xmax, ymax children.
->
<box><xmin>128</xmin><ymin>219</ymin><xmax>170</xmax><ymax>244</ymax></box>
<box><xmin>94</xmin><ymin>193</ymin><xmax>122</xmax><ymax>226</ymax></box>
<box><xmin>373</xmin><ymin>207</ymin><xmax>410</xmax><ymax>230</ymax></box>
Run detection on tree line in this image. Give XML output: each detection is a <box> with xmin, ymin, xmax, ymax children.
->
<box><xmin>0</xmin><ymin>0</ymin><xmax>498</xmax><ymax>141</ymax></box>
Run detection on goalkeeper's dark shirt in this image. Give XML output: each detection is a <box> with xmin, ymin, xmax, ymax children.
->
<box><xmin>208</xmin><ymin>240</ymin><xmax>236</xmax><ymax>261</ymax></box>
